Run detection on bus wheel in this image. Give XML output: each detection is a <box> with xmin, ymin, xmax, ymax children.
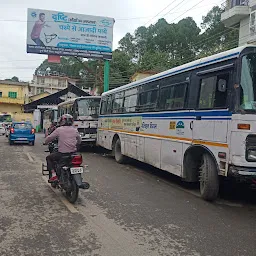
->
<box><xmin>199</xmin><ymin>153</ymin><xmax>219</xmax><ymax>201</ymax></box>
<box><xmin>114</xmin><ymin>138</ymin><xmax>127</xmax><ymax>164</ymax></box>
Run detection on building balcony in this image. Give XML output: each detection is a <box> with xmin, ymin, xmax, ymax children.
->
<box><xmin>0</xmin><ymin>97</ymin><xmax>25</xmax><ymax>105</ymax></box>
<box><xmin>221</xmin><ymin>0</ymin><xmax>249</xmax><ymax>27</ymax></box>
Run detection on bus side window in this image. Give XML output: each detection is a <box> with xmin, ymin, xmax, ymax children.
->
<box><xmin>112</xmin><ymin>92</ymin><xmax>124</xmax><ymax>113</ymax></box>
<box><xmin>100</xmin><ymin>97</ymin><xmax>107</xmax><ymax>115</ymax></box>
<box><xmin>124</xmin><ymin>88</ymin><xmax>138</xmax><ymax>113</ymax></box>
<box><xmin>198</xmin><ymin>73</ymin><xmax>228</xmax><ymax>109</ymax></box>
<box><xmin>107</xmin><ymin>96</ymin><xmax>113</xmax><ymax>114</ymax></box>
<box><xmin>160</xmin><ymin>83</ymin><xmax>187</xmax><ymax>110</ymax></box>
<box><xmin>138</xmin><ymin>82</ymin><xmax>159</xmax><ymax>112</ymax></box>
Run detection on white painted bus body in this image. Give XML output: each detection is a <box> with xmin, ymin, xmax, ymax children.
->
<box><xmin>98</xmin><ymin>45</ymin><xmax>256</xmax><ymax>187</ymax></box>
<box><xmin>58</xmin><ymin>96</ymin><xmax>101</xmax><ymax>145</ymax></box>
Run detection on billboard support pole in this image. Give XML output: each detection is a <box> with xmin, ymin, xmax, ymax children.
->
<box><xmin>103</xmin><ymin>60</ymin><xmax>110</xmax><ymax>92</ymax></box>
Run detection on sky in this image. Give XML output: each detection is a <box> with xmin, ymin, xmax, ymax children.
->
<box><xmin>0</xmin><ymin>0</ymin><xmax>224</xmax><ymax>81</ymax></box>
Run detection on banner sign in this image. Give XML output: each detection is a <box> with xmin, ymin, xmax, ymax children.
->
<box><xmin>27</xmin><ymin>8</ymin><xmax>114</xmax><ymax>59</ymax></box>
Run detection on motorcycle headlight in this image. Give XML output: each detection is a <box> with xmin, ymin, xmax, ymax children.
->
<box><xmin>247</xmin><ymin>149</ymin><xmax>256</xmax><ymax>161</ymax></box>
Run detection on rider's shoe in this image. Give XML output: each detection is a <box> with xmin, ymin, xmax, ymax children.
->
<box><xmin>48</xmin><ymin>175</ymin><xmax>58</xmax><ymax>183</ymax></box>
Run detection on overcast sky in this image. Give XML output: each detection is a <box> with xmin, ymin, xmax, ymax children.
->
<box><xmin>0</xmin><ymin>0</ymin><xmax>224</xmax><ymax>81</ymax></box>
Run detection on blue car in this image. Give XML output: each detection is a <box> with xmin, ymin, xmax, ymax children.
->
<box><xmin>9</xmin><ymin>122</ymin><xmax>35</xmax><ymax>146</ymax></box>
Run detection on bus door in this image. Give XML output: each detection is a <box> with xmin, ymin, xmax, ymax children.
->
<box><xmin>191</xmin><ymin>71</ymin><xmax>230</xmax><ymax>143</ymax></box>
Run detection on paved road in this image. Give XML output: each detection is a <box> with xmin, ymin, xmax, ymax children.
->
<box><xmin>0</xmin><ymin>134</ymin><xmax>256</xmax><ymax>256</ymax></box>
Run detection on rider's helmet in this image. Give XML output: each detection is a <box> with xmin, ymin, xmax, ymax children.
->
<box><xmin>59</xmin><ymin>114</ymin><xmax>74</xmax><ymax>126</ymax></box>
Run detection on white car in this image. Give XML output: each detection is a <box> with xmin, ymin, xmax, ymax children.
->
<box><xmin>0</xmin><ymin>123</ymin><xmax>5</xmax><ymax>135</ymax></box>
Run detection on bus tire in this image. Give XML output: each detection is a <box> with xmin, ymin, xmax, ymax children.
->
<box><xmin>114</xmin><ymin>138</ymin><xmax>127</xmax><ymax>164</ymax></box>
<box><xmin>199</xmin><ymin>153</ymin><xmax>219</xmax><ymax>201</ymax></box>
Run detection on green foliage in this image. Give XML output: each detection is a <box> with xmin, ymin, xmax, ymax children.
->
<box><xmin>5</xmin><ymin>76</ymin><xmax>19</xmax><ymax>82</ymax></box>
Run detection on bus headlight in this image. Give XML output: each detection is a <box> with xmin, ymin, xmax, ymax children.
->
<box><xmin>247</xmin><ymin>149</ymin><xmax>256</xmax><ymax>161</ymax></box>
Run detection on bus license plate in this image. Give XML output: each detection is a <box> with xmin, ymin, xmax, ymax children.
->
<box><xmin>70</xmin><ymin>167</ymin><xmax>84</xmax><ymax>174</ymax></box>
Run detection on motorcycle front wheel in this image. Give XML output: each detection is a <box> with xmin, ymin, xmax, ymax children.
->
<box><xmin>66</xmin><ymin>178</ymin><xmax>79</xmax><ymax>203</ymax></box>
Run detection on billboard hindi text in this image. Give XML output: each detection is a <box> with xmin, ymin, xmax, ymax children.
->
<box><xmin>27</xmin><ymin>9</ymin><xmax>114</xmax><ymax>60</ymax></box>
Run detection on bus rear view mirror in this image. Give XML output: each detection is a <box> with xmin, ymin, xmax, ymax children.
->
<box><xmin>218</xmin><ymin>79</ymin><xmax>227</xmax><ymax>92</ymax></box>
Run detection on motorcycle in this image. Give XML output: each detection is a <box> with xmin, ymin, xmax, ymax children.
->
<box><xmin>42</xmin><ymin>147</ymin><xmax>90</xmax><ymax>204</ymax></box>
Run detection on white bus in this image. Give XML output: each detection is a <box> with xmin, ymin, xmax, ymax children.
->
<box><xmin>58</xmin><ymin>96</ymin><xmax>101</xmax><ymax>146</ymax></box>
<box><xmin>98</xmin><ymin>45</ymin><xmax>256</xmax><ymax>201</ymax></box>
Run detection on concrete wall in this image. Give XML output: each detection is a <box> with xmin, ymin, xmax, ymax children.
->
<box><xmin>0</xmin><ymin>103</ymin><xmax>23</xmax><ymax>113</ymax></box>
<box><xmin>239</xmin><ymin>16</ymin><xmax>250</xmax><ymax>45</ymax></box>
<box><xmin>12</xmin><ymin>113</ymin><xmax>33</xmax><ymax>123</ymax></box>
<box><xmin>0</xmin><ymin>83</ymin><xmax>28</xmax><ymax>103</ymax></box>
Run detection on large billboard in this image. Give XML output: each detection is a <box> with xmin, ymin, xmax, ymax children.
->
<box><xmin>27</xmin><ymin>9</ymin><xmax>114</xmax><ymax>60</ymax></box>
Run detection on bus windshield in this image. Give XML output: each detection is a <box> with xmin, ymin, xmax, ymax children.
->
<box><xmin>0</xmin><ymin>114</ymin><xmax>12</xmax><ymax>123</ymax></box>
<box><xmin>77</xmin><ymin>98</ymin><xmax>100</xmax><ymax>118</ymax></box>
<box><xmin>240</xmin><ymin>53</ymin><xmax>256</xmax><ymax>112</ymax></box>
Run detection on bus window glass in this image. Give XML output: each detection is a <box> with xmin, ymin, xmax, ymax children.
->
<box><xmin>124</xmin><ymin>89</ymin><xmax>138</xmax><ymax>113</ymax></box>
<box><xmin>100</xmin><ymin>97</ymin><xmax>108</xmax><ymax>115</ymax></box>
<box><xmin>77</xmin><ymin>98</ymin><xmax>101</xmax><ymax>117</ymax></box>
<box><xmin>112</xmin><ymin>92</ymin><xmax>124</xmax><ymax>113</ymax></box>
<box><xmin>198</xmin><ymin>74</ymin><xmax>228</xmax><ymax>109</ymax></box>
<box><xmin>0</xmin><ymin>114</ymin><xmax>12</xmax><ymax>123</ymax></box>
<box><xmin>199</xmin><ymin>77</ymin><xmax>216</xmax><ymax>109</ymax></box>
<box><xmin>160</xmin><ymin>83</ymin><xmax>187</xmax><ymax>110</ymax></box>
<box><xmin>107</xmin><ymin>96</ymin><xmax>113</xmax><ymax>114</ymax></box>
<box><xmin>240</xmin><ymin>54</ymin><xmax>256</xmax><ymax>111</ymax></box>
<box><xmin>138</xmin><ymin>90</ymin><xmax>158</xmax><ymax>112</ymax></box>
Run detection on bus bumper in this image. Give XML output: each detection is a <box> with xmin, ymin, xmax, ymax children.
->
<box><xmin>81</xmin><ymin>138</ymin><xmax>96</xmax><ymax>146</ymax></box>
<box><xmin>228</xmin><ymin>165</ymin><xmax>256</xmax><ymax>183</ymax></box>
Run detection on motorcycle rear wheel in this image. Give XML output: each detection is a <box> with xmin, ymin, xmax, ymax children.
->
<box><xmin>66</xmin><ymin>178</ymin><xmax>79</xmax><ymax>203</ymax></box>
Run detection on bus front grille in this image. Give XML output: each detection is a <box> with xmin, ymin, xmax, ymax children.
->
<box><xmin>78</xmin><ymin>128</ymin><xmax>97</xmax><ymax>134</ymax></box>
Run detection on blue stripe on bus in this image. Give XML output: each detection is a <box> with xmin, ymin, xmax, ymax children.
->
<box><xmin>201</xmin><ymin>118</ymin><xmax>231</xmax><ymax>120</ymax></box>
<box><xmin>99</xmin><ymin>110</ymin><xmax>232</xmax><ymax>119</ymax></box>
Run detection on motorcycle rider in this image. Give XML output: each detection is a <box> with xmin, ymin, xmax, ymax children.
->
<box><xmin>44</xmin><ymin>114</ymin><xmax>81</xmax><ymax>183</ymax></box>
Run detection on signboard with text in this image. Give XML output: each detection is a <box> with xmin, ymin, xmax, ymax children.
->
<box><xmin>27</xmin><ymin>8</ymin><xmax>114</xmax><ymax>59</ymax></box>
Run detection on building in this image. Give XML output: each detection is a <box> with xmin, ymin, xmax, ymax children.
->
<box><xmin>24</xmin><ymin>83</ymin><xmax>90</xmax><ymax>129</ymax></box>
<box><xmin>0</xmin><ymin>80</ymin><xmax>29</xmax><ymax>113</ymax></box>
<box><xmin>29</xmin><ymin>92</ymin><xmax>50</xmax><ymax>103</ymax></box>
<box><xmin>221</xmin><ymin>0</ymin><xmax>255</xmax><ymax>46</ymax></box>
<box><xmin>29</xmin><ymin>74</ymin><xmax>78</xmax><ymax>96</ymax></box>
<box><xmin>130</xmin><ymin>71</ymin><xmax>158</xmax><ymax>82</ymax></box>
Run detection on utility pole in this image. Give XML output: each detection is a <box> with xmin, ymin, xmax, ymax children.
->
<box><xmin>103</xmin><ymin>60</ymin><xmax>110</xmax><ymax>92</ymax></box>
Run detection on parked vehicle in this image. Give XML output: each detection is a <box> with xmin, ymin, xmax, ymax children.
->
<box><xmin>58</xmin><ymin>96</ymin><xmax>101</xmax><ymax>146</ymax></box>
<box><xmin>0</xmin><ymin>123</ymin><xmax>5</xmax><ymax>135</ymax></box>
<box><xmin>9</xmin><ymin>122</ymin><xmax>35</xmax><ymax>145</ymax></box>
<box><xmin>98</xmin><ymin>45</ymin><xmax>256</xmax><ymax>201</ymax></box>
<box><xmin>42</xmin><ymin>152</ymin><xmax>90</xmax><ymax>203</ymax></box>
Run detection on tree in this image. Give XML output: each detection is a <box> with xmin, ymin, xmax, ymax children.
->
<box><xmin>5</xmin><ymin>76</ymin><xmax>19</xmax><ymax>82</ymax></box>
<box><xmin>11</xmin><ymin>76</ymin><xmax>19</xmax><ymax>82</ymax></box>
<box><xmin>118</xmin><ymin>33</ymin><xmax>136</xmax><ymax>58</ymax></box>
<box><xmin>199</xmin><ymin>6</ymin><xmax>239</xmax><ymax>57</ymax></box>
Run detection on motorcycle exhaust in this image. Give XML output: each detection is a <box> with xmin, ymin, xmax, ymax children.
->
<box><xmin>79</xmin><ymin>182</ymin><xmax>90</xmax><ymax>190</ymax></box>
<box><xmin>73</xmin><ymin>173</ymin><xmax>90</xmax><ymax>189</ymax></box>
